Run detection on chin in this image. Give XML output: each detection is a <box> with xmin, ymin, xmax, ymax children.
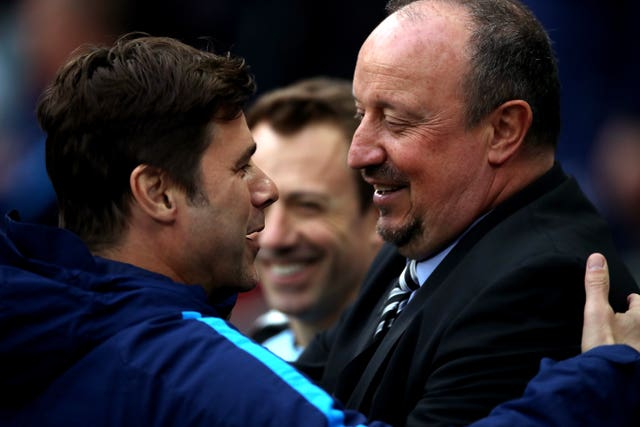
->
<box><xmin>228</xmin><ymin>268</ymin><xmax>259</xmax><ymax>293</ymax></box>
<box><xmin>381</xmin><ymin>220</ymin><xmax>433</xmax><ymax>258</ymax></box>
<box><xmin>268</xmin><ymin>296</ymin><xmax>310</xmax><ymax>315</ymax></box>
<box><xmin>378</xmin><ymin>220</ymin><xmax>420</xmax><ymax>246</ymax></box>
<box><xmin>241</xmin><ymin>274</ymin><xmax>260</xmax><ymax>292</ymax></box>
<box><xmin>237</xmin><ymin>284</ymin><xmax>257</xmax><ymax>293</ymax></box>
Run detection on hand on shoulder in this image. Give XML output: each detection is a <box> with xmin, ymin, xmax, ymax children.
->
<box><xmin>582</xmin><ymin>253</ymin><xmax>640</xmax><ymax>352</ymax></box>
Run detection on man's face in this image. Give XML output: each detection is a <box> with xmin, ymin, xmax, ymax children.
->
<box><xmin>253</xmin><ymin>122</ymin><xmax>378</xmax><ymax>323</ymax></box>
<box><xmin>180</xmin><ymin>114</ymin><xmax>278</xmax><ymax>293</ymax></box>
<box><xmin>349</xmin><ymin>4</ymin><xmax>493</xmax><ymax>260</ymax></box>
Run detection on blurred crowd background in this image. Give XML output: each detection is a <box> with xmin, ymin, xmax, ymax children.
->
<box><xmin>1</xmin><ymin>0</ymin><xmax>639</xmax><ymax>329</ymax></box>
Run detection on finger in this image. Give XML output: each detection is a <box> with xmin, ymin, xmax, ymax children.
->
<box><xmin>582</xmin><ymin>253</ymin><xmax>613</xmax><ymax>352</ymax></box>
<box><xmin>628</xmin><ymin>293</ymin><xmax>640</xmax><ymax>311</ymax></box>
<box><xmin>584</xmin><ymin>253</ymin><xmax>609</xmax><ymax>304</ymax></box>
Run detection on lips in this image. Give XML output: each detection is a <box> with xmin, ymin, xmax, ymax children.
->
<box><xmin>373</xmin><ymin>184</ymin><xmax>404</xmax><ymax>195</ymax></box>
<box><xmin>245</xmin><ymin>225</ymin><xmax>265</xmax><ymax>256</ymax></box>
<box><xmin>270</xmin><ymin>263</ymin><xmax>306</xmax><ymax>277</ymax></box>
<box><xmin>246</xmin><ymin>222</ymin><xmax>264</xmax><ymax>235</ymax></box>
<box><xmin>371</xmin><ymin>182</ymin><xmax>408</xmax><ymax>197</ymax></box>
<box><xmin>245</xmin><ymin>234</ymin><xmax>260</xmax><ymax>256</ymax></box>
<box><xmin>369</xmin><ymin>181</ymin><xmax>409</xmax><ymax>213</ymax></box>
<box><xmin>257</xmin><ymin>260</ymin><xmax>315</xmax><ymax>289</ymax></box>
<box><xmin>257</xmin><ymin>248</ymin><xmax>322</xmax><ymax>288</ymax></box>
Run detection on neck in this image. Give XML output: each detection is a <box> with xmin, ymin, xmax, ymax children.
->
<box><xmin>288</xmin><ymin>311</ymin><xmax>342</xmax><ymax>348</ymax></box>
<box><xmin>486</xmin><ymin>150</ymin><xmax>555</xmax><ymax>211</ymax></box>
<box><xmin>95</xmin><ymin>227</ymin><xmax>184</xmax><ymax>286</ymax></box>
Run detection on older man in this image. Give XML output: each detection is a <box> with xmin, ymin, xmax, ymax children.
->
<box><xmin>295</xmin><ymin>1</ymin><xmax>639</xmax><ymax>426</ymax></box>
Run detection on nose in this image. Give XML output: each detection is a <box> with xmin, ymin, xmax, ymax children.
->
<box><xmin>258</xmin><ymin>203</ymin><xmax>297</xmax><ymax>249</ymax></box>
<box><xmin>251</xmin><ymin>166</ymin><xmax>279</xmax><ymax>210</ymax></box>
<box><xmin>348</xmin><ymin>120</ymin><xmax>385</xmax><ymax>170</ymax></box>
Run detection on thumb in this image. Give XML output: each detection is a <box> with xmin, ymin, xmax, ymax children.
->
<box><xmin>584</xmin><ymin>253</ymin><xmax>609</xmax><ymax>305</ymax></box>
<box><xmin>582</xmin><ymin>253</ymin><xmax>614</xmax><ymax>352</ymax></box>
<box><xmin>627</xmin><ymin>293</ymin><xmax>640</xmax><ymax>311</ymax></box>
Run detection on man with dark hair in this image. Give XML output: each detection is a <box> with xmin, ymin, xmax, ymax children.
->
<box><xmin>0</xmin><ymin>34</ymin><xmax>388</xmax><ymax>426</ymax></box>
<box><xmin>247</xmin><ymin>77</ymin><xmax>381</xmax><ymax>360</ymax></box>
<box><xmin>294</xmin><ymin>1</ymin><xmax>639</xmax><ymax>426</ymax></box>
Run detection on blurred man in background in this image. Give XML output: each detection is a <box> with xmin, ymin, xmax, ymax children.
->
<box><xmin>247</xmin><ymin>78</ymin><xmax>381</xmax><ymax>360</ymax></box>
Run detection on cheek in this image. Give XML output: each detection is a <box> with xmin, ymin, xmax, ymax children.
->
<box><xmin>300</xmin><ymin>220</ymin><xmax>338</xmax><ymax>247</ymax></box>
<box><xmin>230</xmin><ymin>185</ymin><xmax>253</xmax><ymax>215</ymax></box>
<box><xmin>423</xmin><ymin>145</ymin><xmax>480</xmax><ymax>187</ymax></box>
<box><xmin>328</xmin><ymin>223</ymin><xmax>369</xmax><ymax>263</ymax></box>
<box><xmin>409</xmin><ymin>173</ymin><xmax>452</xmax><ymax>216</ymax></box>
<box><xmin>317</xmin><ymin>214</ymin><xmax>360</xmax><ymax>241</ymax></box>
<box><xmin>208</xmin><ymin>200</ymin><xmax>249</xmax><ymax>248</ymax></box>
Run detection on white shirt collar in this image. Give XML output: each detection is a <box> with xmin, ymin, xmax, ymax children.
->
<box><xmin>414</xmin><ymin>212</ymin><xmax>490</xmax><ymax>286</ymax></box>
<box><xmin>415</xmin><ymin>242</ymin><xmax>456</xmax><ymax>286</ymax></box>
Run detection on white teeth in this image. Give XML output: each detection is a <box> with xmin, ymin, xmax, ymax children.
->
<box><xmin>374</xmin><ymin>187</ymin><xmax>398</xmax><ymax>196</ymax></box>
<box><xmin>271</xmin><ymin>264</ymin><xmax>305</xmax><ymax>276</ymax></box>
<box><xmin>374</xmin><ymin>185</ymin><xmax>398</xmax><ymax>195</ymax></box>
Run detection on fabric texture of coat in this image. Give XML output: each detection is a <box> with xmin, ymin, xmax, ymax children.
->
<box><xmin>0</xmin><ymin>213</ymin><xmax>386</xmax><ymax>427</ymax></box>
<box><xmin>295</xmin><ymin>164</ymin><xmax>639</xmax><ymax>426</ymax></box>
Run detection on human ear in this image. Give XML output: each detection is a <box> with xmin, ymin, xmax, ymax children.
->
<box><xmin>487</xmin><ymin>100</ymin><xmax>532</xmax><ymax>166</ymax></box>
<box><xmin>129</xmin><ymin>164</ymin><xmax>178</xmax><ymax>223</ymax></box>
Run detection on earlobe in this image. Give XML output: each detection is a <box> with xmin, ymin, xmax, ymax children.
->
<box><xmin>487</xmin><ymin>100</ymin><xmax>532</xmax><ymax>166</ymax></box>
<box><xmin>130</xmin><ymin>165</ymin><xmax>177</xmax><ymax>223</ymax></box>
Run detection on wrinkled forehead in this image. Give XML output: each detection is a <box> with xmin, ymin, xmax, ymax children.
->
<box><xmin>354</xmin><ymin>5</ymin><xmax>471</xmax><ymax>109</ymax></box>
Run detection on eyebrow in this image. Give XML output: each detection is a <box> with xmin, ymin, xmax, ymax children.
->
<box><xmin>355</xmin><ymin>97</ymin><xmax>425</xmax><ymax>122</ymax></box>
<box><xmin>287</xmin><ymin>191</ymin><xmax>331</xmax><ymax>203</ymax></box>
<box><xmin>354</xmin><ymin>96</ymin><xmax>396</xmax><ymax>113</ymax></box>
<box><xmin>236</xmin><ymin>142</ymin><xmax>257</xmax><ymax>168</ymax></box>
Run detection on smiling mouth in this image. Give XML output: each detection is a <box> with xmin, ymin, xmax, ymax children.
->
<box><xmin>270</xmin><ymin>263</ymin><xmax>306</xmax><ymax>277</ymax></box>
<box><xmin>373</xmin><ymin>184</ymin><xmax>404</xmax><ymax>195</ymax></box>
<box><xmin>246</xmin><ymin>229</ymin><xmax>263</xmax><ymax>240</ymax></box>
<box><xmin>245</xmin><ymin>235</ymin><xmax>260</xmax><ymax>255</ymax></box>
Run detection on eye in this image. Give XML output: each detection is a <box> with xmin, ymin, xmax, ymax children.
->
<box><xmin>383</xmin><ymin>113</ymin><xmax>411</xmax><ymax>133</ymax></box>
<box><xmin>383</xmin><ymin>113</ymin><xmax>401</xmax><ymax>126</ymax></box>
<box><xmin>385</xmin><ymin>119</ymin><xmax>404</xmax><ymax>129</ymax></box>
<box><xmin>238</xmin><ymin>163</ymin><xmax>252</xmax><ymax>177</ymax></box>
<box><xmin>354</xmin><ymin>110</ymin><xmax>364</xmax><ymax>121</ymax></box>
<box><xmin>294</xmin><ymin>200</ymin><xmax>325</xmax><ymax>216</ymax></box>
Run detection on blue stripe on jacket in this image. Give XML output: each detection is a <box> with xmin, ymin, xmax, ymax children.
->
<box><xmin>182</xmin><ymin>311</ymin><xmax>367</xmax><ymax>427</ymax></box>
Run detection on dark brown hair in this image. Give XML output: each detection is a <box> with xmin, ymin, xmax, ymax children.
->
<box><xmin>37</xmin><ymin>34</ymin><xmax>255</xmax><ymax>250</ymax></box>
<box><xmin>247</xmin><ymin>77</ymin><xmax>373</xmax><ymax>212</ymax></box>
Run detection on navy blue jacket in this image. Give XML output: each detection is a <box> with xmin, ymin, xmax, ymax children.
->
<box><xmin>0</xmin><ymin>215</ymin><xmax>387</xmax><ymax>427</ymax></box>
<box><xmin>472</xmin><ymin>345</ymin><xmax>640</xmax><ymax>426</ymax></box>
<box><xmin>0</xmin><ymin>213</ymin><xmax>638</xmax><ymax>426</ymax></box>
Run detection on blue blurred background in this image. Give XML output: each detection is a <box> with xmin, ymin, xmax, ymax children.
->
<box><xmin>1</xmin><ymin>1</ymin><xmax>639</xmax><ymax>326</ymax></box>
